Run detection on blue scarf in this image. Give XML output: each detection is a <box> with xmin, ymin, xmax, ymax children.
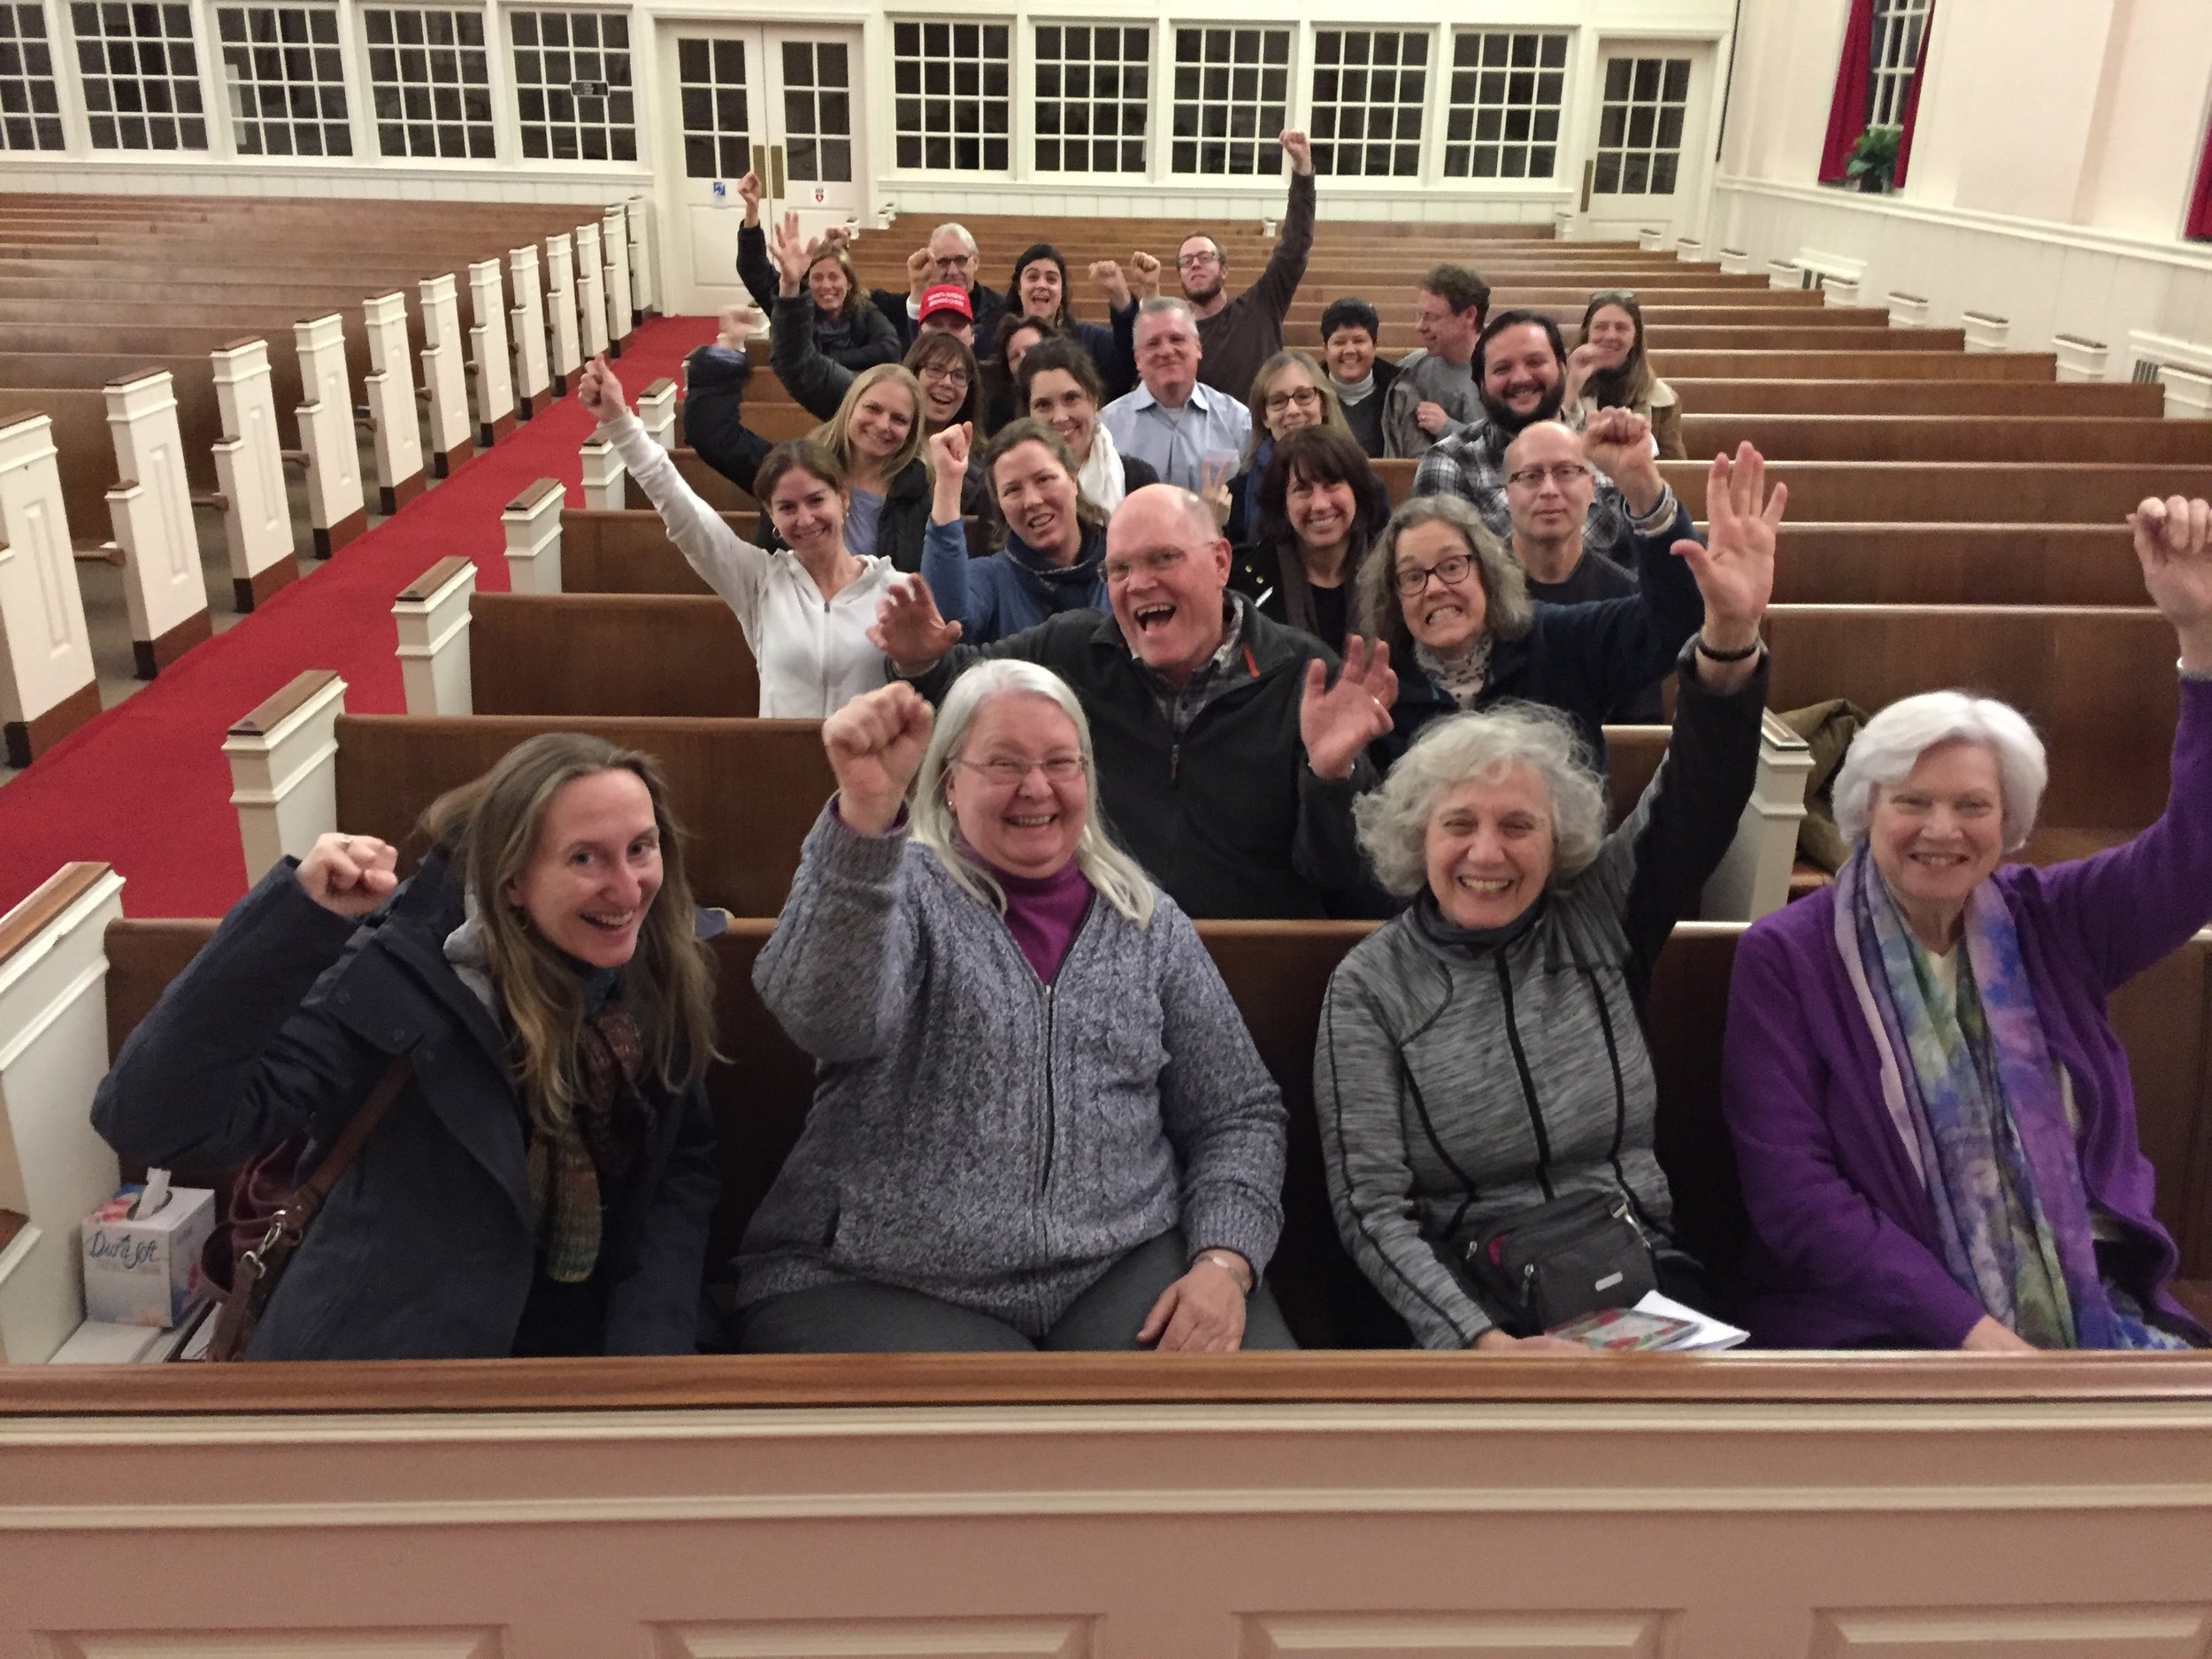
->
<box><xmin>1833</xmin><ymin>846</ymin><xmax>2184</xmax><ymax>1348</ymax></box>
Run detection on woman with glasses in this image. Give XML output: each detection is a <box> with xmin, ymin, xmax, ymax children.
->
<box><xmin>1355</xmin><ymin>412</ymin><xmax>1732</xmax><ymax>768</ymax></box>
<box><xmin>1223</xmin><ymin>349</ymin><xmax>1353</xmax><ymax>545</ymax></box>
<box><xmin>1564</xmin><ymin>291</ymin><xmax>1686</xmax><ymax>461</ymax></box>
<box><xmin>1316</xmin><ymin>448</ymin><xmax>1782</xmax><ymax>1353</ymax></box>
<box><xmin>733</xmin><ymin>668</ymin><xmax>1296</xmax><ymax>1353</ymax></box>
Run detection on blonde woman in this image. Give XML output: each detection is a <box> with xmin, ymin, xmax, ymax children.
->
<box><xmin>736</xmin><ymin>668</ymin><xmax>1294</xmax><ymax>1353</ymax></box>
<box><xmin>94</xmin><ymin>734</ymin><xmax>722</xmax><ymax>1360</ymax></box>
<box><xmin>581</xmin><ymin>354</ymin><xmax>895</xmax><ymax>714</ymax></box>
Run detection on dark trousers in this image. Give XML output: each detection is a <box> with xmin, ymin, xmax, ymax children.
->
<box><xmin>733</xmin><ymin>1229</ymin><xmax>1298</xmax><ymax>1353</ymax></box>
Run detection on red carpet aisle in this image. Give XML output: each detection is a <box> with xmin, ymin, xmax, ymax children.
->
<box><xmin>0</xmin><ymin>316</ymin><xmax>711</xmax><ymax>918</ymax></box>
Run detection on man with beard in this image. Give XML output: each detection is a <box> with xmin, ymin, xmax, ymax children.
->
<box><xmin>1141</xmin><ymin>131</ymin><xmax>1316</xmax><ymax>398</ymax></box>
<box><xmin>1410</xmin><ymin>310</ymin><xmax>1638</xmax><ymax>565</ymax></box>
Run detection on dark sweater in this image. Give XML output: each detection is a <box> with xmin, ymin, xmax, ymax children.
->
<box><xmin>1335</xmin><ymin>357</ymin><xmax>1402</xmax><ymax>459</ymax></box>
<box><xmin>1525</xmin><ymin>549</ymin><xmax>1663</xmax><ymax>724</ymax></box>
<box><xmin>1195</xmin><ymin>172</ymin><xmax>1316</xmax><ymax>396</ymax></box>
<box><xmin>736</xmin><ymin>223</ymin><xmax>901</xmax><ymax>372</ymax></box>
<box><xmin>912</xmin><ymin>595</ymin><xmax>1375</xmax><ymax>918</ymax></box>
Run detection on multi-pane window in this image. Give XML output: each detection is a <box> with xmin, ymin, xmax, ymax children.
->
<box><xmin>779</xmin><ymin>38</ymin><xmax>850</xmax><ymax>183</ymax></box>
<box><xmin>1033</xmin><ymin>22</ymin><xmax>1147</xmax><ymax>174</ymax></box>
<box><xmin>1593</xmin><ymin>54</ymin><xmax>1688</xmax><ymax>195</ymax></box>
<box><xmin>892</xmin><ymin>19</ymin><xmax>1008</xmax><ymax>173</ymax></box>
<box><xmin>1308</xmin><ymin>27</ymin><xmax>1426</xmax><ymax>178</ymax></box>
<box><xmin>1444</xmin><ymin>30</ymin><xmax>1564</xmax><ymax>180</ymax></box>
<box><xmin>0</xmin><ymin>4</ymin><xmax>65</xmax><ymax>150</ymax></box>
<box><xmin>363</xmin><ymin>5</ymin><xmax>493</xmax><ymax>159</ymax></box>
<box><xmin>1867</xmin><ymin>0</ymin><xmax>1929</xmax><ymax>127</ymax></box>
<box><xmin>510</xmin><ymin>7</ymin><xmax>632</xmax><ymax>161</ymax></box>
<box><xmin>72</xmin><ymin>2</ymin><xmax>208</xmax><ymax>150</ymax></box>
<box><xmin>674</xmin><ymin>35</ymin><xmax>745</xmax><ymax>179</ymax></box>
<box><xmin>215</xmin><ymin>3</ymin><xmax>349</xmax><ymax>156</ymax></box>
<box><xmin>1169</xmin><ymin>26</ymin><xmax>1288</xmax><ymax>177</ymax></box>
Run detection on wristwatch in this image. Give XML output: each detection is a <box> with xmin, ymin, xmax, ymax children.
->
<box><xmin>1195</xmin><ymin>1249</ymin><xmax>1254</xmax><ymax>1294</ymax></box>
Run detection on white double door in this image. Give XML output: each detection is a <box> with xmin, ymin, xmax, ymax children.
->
<box><xmin>657</xmin><ymin>22</ymin><xmax>868</xmax><ymax>315</ymax></box>
<box><xmin>1578</xmin><ymin>39</ymin><xmax>1716</xmax><ymax>245</ymax></box>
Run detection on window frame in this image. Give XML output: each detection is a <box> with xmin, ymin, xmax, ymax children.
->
<box><xmin>1165</xmin><ymin>22</ymin><xmax>1293</xmax><ymax>180</ymax></box>
<box><xmin>1028</xmin><ymin>17</ymin><xmax>1153</xmax><ymax>180</ymax></box>
<box><xmin>68</xmin><ymin>0</ymin><xmax>214</xmax><ymax>155</ymax></box>
<box><xmin>887</xmin><ymin>15</ymin><xmax>1011</xmax><ymax>179</ymax></box>
<box><xmin>1865</xmin><ymin>0</ymin><xmax>1929</xmax><ymax>131</ymax></box>
<box><xmin>1304</xmin><ymin>23</ymin><xmax>1432</xmax><ymax>183</ymax></box>
<box><xmin>357</xmin><ymin>1</ymin><xmax>498</xmax><ymax>165</ymax></box>
<box><xmin>1440</xmin><ymin>26</ymin><xmax>1568</xmax><ymax>185</ymax></box>
<box><xmin>504</xmin><ymin>2</ymin><xmax>636</xmax><ymax>167</ymax></box>
<box><xmin>211</xmin><ymin>0</ymin><xmax>353</xmax><ymax>161</ymax></box>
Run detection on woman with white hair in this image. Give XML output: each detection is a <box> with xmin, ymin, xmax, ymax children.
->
<box><xmin>1314</xmin><ymin>450</ymin><xmax>1782</xmax><ymax>1351</ymax></box>
<box><xmin>734</xmin><ymin>666</ymin><xmax>1295</xmax><ymax>1352</ymax></box>
<box><xmin>1723</xmin><ymin>497</ymin><xmax>2212</xmax><ymax>1352</ymax></box>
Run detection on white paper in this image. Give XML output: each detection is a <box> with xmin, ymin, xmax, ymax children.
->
<box><xmin>1632</xmin><ymin>1290</ymin><xmax>1750</xmax><ymax>1352</ymax></box>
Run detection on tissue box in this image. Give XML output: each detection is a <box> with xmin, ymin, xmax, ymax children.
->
<box><xmin>82</xmin><ymin>1184</ymin><xmax>216</xmax><ymax>1328</ymax></box>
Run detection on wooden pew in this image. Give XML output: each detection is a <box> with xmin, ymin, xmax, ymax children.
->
<box><xmin>1679</xmin><ymin>414</ymin><xmax>2212</xmax><ymax>465</ymax></box>
<box><xmin>1773</xmin><ymin>526</ymin><xmax>2147</xmax><ymax>607</ymax></box>
<box><xmin>1668</xmin><ymin>378</ymin><xmax>2165</xmax><ymax>418</ymax></box>
<box><xmin>515</xmin><ymin>503</ymin><xmax>994</xmax><ymax>595</ymax></box>
<box><xmin>1660</xmin><ymin>461</ymin><xmax>2212</xmax><ymax>525</ymax></box>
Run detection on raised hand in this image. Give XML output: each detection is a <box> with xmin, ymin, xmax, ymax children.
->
<box><xmin>296</xmin><ymin>833</ymin><xmax>399</xmax><ymax>918</ymax></box>
<box><xmin>1198</xmin><ymin>457</ymin><xmax>1235</xmax><ymax>530</ymax></box>
<box><xmin>1279</xmin><ymin>128</ymin><xmax>1315</xmax><ymax>175</ymax></box>
<box><xmin>736</xmin><ymin>170</ymin><xmax>763</xmax><ymax>223</ymax></box>
<box><xmin>576</xmin><ymin>352</ymin><xmax>626</xmax><ymax>424</ymax></box>
<box><xmin>1088</xmin><ymin>257</ymin><xmax>1132</xmax><ymax>310</ymax></box>
<box><xmin>1129</xmin><ymin>250</ymin><xmax>1163</xmax><ymax>299</ymax></box>
<box><xmin>1675</xmin><ymin>442</ymin><xmax>1786</xmax><ymax>664</ymax></box>
<box><xmin>929</xmin><ymin>419</ymin><xmax>972</xmax><ymax>476</ymax></box>
<box><xmin>906</xmin><ymin>244</ymin><xmax>934</xmax><ymax>298</ymax></box>
<box><xmin>770</xmin><ymin>211</ymin><xmax>818</xmax><ymax>297</ymax></box>
<box><xmin>1300</xmin><ymin>635</ymin><xmax>1397</xmax><ymax>780</ymax></box>
<box><xmin>2131</xmin><ymin>497</ymin><xmax>2212</xmax><ymax>665</ymax></box>
<box><xmin>868</xmin><ymin>573</ymin><xmax>964</xmax><ymax>674</ymax></box>
<box><xmin>1580</xmin><ymin>405</ymin><xmax>1663</xmax><ymax>511</ymax></box>
<box><xmin>822</xmin><ymin>681</ymin><xmax>934</xmax><ymax>836</ymax></box>
<box><xmin>1565</xmin><ymin>340</ymin><xmax>1612</xmax><ymax>399</ymax></box>
<box><xmin>819</xmin><ymin>223</ymin><xmax>855</xmax><ymax>250</ymax></box>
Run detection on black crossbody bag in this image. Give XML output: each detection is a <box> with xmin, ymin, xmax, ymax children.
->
<box><xmin>1456</xmin><ymin>1190</ymin><xmax>1658</xmax><ymax>1336</ymax></box>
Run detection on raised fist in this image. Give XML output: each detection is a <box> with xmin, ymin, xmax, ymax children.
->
<box><xmin>823</xmin><ymin>681</ymin><xmax>935</xmax><ymax>836</ymax></box>
<box><xmin>576</xmin><ymin>352</ymin><xmax>626</xmax><ymax>423</ymax></box>
<box><xmin>296</xmin><ymin>833</ymin><xmax>400</xmax><ymax>918</ymax></box>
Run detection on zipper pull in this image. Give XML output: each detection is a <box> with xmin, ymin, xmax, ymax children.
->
<box><xmin>1170</xmin><ymin>742</ymin><xmax>1179</xmax><ymax>782</ymax></box>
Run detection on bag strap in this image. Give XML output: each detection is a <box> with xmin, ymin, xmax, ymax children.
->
<box><xmin>298</xmin><ymin>1053</ymin><xmax>412</xmax><ymax>1203</ymax></box>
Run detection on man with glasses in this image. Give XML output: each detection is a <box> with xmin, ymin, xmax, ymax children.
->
<box><xmin>1413</xmin><ymin>309</ymin><xmax>1651</xmax><ymax>566</ymax></box>
<box><xmin>1379</xmin><ymin>264</ymin><xmax>1491</xmax><ymax>459</ymax></box>
<box><xmin>1132</xmin><ymin>131</ymin><xmax>1315</xmax><ymax>397</ymax></box>
<box><xmin>1098</xmin><ymin>298</ymin><xmax>1252</xmax><ymax>495</ymax></box>
<box><xmin>868</xmin><ymin>482</ymin><xmax>1396</xmax><ymax>918</ymax></box>
<box><xmin>875</xmin><ymin>220</ymin><xmax>1008</xmax><ymax>353</ymax></box>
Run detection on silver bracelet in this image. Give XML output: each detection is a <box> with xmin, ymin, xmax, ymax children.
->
<box><xmin>1195</xmin><ymin>1250</ymin><xmax>1254</xmax><ymax>1294</ymax></box>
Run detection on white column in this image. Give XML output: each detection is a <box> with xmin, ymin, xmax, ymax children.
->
<box><xmin>625</xmin><ymin>196</ymin><xmax>655</xmax><ymax>316</ymax></box>
<box><xmin>2053</xmin><ymin>335</ymin><xmax>2110</xmax><ymax>382</ymax></box>
<box><xmin>102</xmin><ymin>370</ymin><xmax>209</xmax><ymax>678</ymax></box>
<box><xmin>509</xmin><ymin>243</ymin><xmax>550</xmax><ymax>418</ymax></box>
<box><xmin>580</xmin><ymin>438</ymin><xmax>626</xmax><ymax>511</ymax></box>
<box><xmin>467</xmin><ymin>257</ymin><xmax>516</xmax><ymax>449</ymax></box>
<box><xmin>0</xmin><ymin>415</ymin><xmax>98</xmax><ymax>768</ymax></box>
<box><xmin>361</xmin><ymin>291</ymin><xmax>426</xmax><ymax>515</ymax></box>
<box><xmin>1962</xmin><ymin>311</ymin><xmax>2010</xmax><ymax>353</ymax></box>
<box><xmin>418</xmin><ymin>273</ymin><xmax>474</xmax><ymax>475</ymax></box>
<box><xmin>503</xmin><ymin>478</ymin><xmax>565</xmax><ymax>595</ymax></box>
<box><xmin>544</xmin><ymin>232</ymin><xmax>581</xmax><ymax>388</ymax></box>
<box><xmin>602</xmin><ymin>206</ymin><xmax>633</xmax><ymax>345</ymax></box>
<box><xmin>1701</xmin><ymin>711</ymin><xmax>1815</xmax><ymax>922</ymax></box>
<box><xmin>636</xmin><ymin>378</ymin><xmax>677</xmax><ymax>452</ymax></box>
<box><xmin>223</xmin><ymin>670</ymin><xmax>348</xmax><ymax>880</ymax></box>
<box><xmin>0</xmin><ymin>864</ymin><xmax>126</xmax><ymax>1364</ymax></box>
<box><xmin>209</xmin><ymin>338</ymin><xmax>300</xmax><ymax>611</ymax></box>
<box><xmin>575</xmin><ymin>221</ymin><xmax>610</xmax><ymax>360</ymax></box>
<box><xmin>292</xmin><ymin>314</ymin><xmax>366</xmax><ymax>557</ymax></box>
<box><xmin>393</xmin><ymin>556</ymin><xmax>475</xmax><ymax>717</ymax></box>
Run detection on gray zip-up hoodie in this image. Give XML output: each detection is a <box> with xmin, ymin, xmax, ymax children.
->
<box><xmin>739</xmin><ymin>805</ymin><xmax>1287</xmax><ymax>1334</ymax></box>
<box><xmin>1313</xmin><ymin>645</ymin><xmax>1766</xmax><ymax>1348</ymax></box>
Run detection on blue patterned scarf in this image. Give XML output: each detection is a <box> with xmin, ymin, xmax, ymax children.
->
<box><xmin>1832</xmin><ymin>846</ymin><xmax>2185</xmax><ymax>1349</ymax></box>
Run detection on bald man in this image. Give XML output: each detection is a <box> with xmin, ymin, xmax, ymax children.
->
<box><xmin>871</xmin><ymin>484</ymin><xmax>1395</xmax><ymax>918</ymax></box>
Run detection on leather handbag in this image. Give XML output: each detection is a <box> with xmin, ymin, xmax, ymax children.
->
<box><xmin>1460</xmin><ymin>1190</ymin><xmax>1657</xmax><ymax>1336</ymax></box>
<box><xmin>200</xmin><ymin>1056</ymin><xmax>411</xmax><ymax>1362</ymax></box>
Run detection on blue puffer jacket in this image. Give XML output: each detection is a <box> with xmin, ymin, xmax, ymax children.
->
<box><xmin>919</xmin><ymin>515</ymin><xmax>1108</xmax><ymax>645</ymax></box>
<box><xmin>92</xmin><ymin>852</ymin><xmax>719</xmax><ymax>1360</ymax></box>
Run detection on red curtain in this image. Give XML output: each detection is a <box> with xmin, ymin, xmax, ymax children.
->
<box><xmin>1892</xmin><ymin>0</ymin><xmax>1935</xmax><ymax>185</ymax></box>
<box><xmin>2189</xmin><ymin>114</ymin><xmax>2212</xmax><ymax>240</ymax></box>
<box><xmin>1817</xmin><ymin>0</ymin><xmax>1878</xmax><ymax>183</ymax></box>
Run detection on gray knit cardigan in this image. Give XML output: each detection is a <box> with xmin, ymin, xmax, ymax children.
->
<box><xmin>739</xmin><ymin>805</ymin><xmax>1288</xmax><ymax>1335</ymax></box>
<box><xmin>1312</xmin><ymin>649</ymin><xmax>1766</xmax><ymax>1348</ymax></box>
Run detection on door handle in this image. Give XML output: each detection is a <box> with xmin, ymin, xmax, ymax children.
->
<box><xmin>770</xmin><ymin>143</ymin><xmax>787</xmax><ymax>197</ymax></box>
<box><xmin>1580</xmin><ymin>159</ymin><xmax>1595</xmax><ymax>211</ymax></box>
<box><xmin>750</xmin><ymin>142</ymin><xmax>770</xmax><ymax>192</ymax></box>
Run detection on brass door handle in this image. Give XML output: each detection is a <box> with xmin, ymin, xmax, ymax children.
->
<box><xmin>770</xmin><ymin>143</ymin><xmax>787</xmax><ymax>197</ymax></box>
<box><xmin>1580</xmin><ymin>159</ymin><xmax>1595</xmax><ymax>211</ymax></box>
<box><xmin>750</xmin><ymin>142</ymin><xmax>770</xmax><ymax>191</ymax></box>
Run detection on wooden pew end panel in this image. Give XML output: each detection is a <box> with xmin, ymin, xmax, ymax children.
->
<box><xmin>4</xmin><ymin>680</ymin><xmax>102</xmax><ymax>770</ymax></box>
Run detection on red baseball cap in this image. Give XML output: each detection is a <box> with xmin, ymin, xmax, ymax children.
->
<box><xmin>918</xmin><ymin>283</ymin><xmax>973</xmax><ymax>324</ymax></box>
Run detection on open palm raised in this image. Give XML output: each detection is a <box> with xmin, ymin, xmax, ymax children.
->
<box><xmin>1672</xmin><ymin>442</ymin><xmax>1786</xmax><ymax>648</ymax></box>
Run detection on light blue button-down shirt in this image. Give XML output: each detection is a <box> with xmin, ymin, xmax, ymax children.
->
<box><xmin>1097</xmin><ymin>380</ymin><xmax>1253</xmax><ymax>495</ymax></box>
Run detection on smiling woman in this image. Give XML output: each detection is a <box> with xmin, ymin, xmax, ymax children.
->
<box><xmin>921</xmin><ymin>418</ymin><xmax>1110</xmax><ymax>646</ymax></box>
<box><xmin>733</xmin><ymin>670</ymin><xmax>1296</xmax><ymax>1355</ymax></box>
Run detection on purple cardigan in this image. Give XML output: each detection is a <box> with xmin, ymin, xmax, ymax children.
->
<box><xmin>1722</xmin><ymin>677</ymin><xmax>2212</xmax><ymax>1349</ymax></box>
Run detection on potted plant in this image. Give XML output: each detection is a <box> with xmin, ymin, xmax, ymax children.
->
<box><xmin>1846</xmin><ymin>125</ymin><xmax>1901</xmax><ymax>194</ymax></box>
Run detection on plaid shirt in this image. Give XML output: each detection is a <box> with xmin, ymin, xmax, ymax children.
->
<box><xmin>1411</xmin><ymin>417</ymin><xmax>1634</xmax><ymax>564</ymax></box>
<box><xmin>1136</xmin><ymin>595</ymin><xmax>1253</xmax><ymax>735</ymax></box>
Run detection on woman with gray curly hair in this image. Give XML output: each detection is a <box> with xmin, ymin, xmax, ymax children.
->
<box><xmin>1314</xmin><ymin>449</ymin><xmax>1783</xmax><ymax>1352</ymax></box>
<box><xmin>1723</xmin><ymin>497</ymin><xmax>2212</xmax><ymax>1353</ymax></box>
<box><xmin>737</xmin><ymin>663</ymin><xmax>1295</xmax><ymax>1354</ymax></box>
<box><xmin>1361</xmin><ymin>414</ymin><xmax>1710</xmax><ymax>772</ymax></box>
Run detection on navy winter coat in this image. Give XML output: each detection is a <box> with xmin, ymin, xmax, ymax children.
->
<box><xmin>91</xmin><ymin>853</ymin><xmax>718</xmax><ymax>1360</ymax></box>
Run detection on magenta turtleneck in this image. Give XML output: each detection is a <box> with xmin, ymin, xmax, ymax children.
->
<box><xmin>985</xmin><ymin>856</ymin><xmax>1094</xmax><ymax>983</ymax></box>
